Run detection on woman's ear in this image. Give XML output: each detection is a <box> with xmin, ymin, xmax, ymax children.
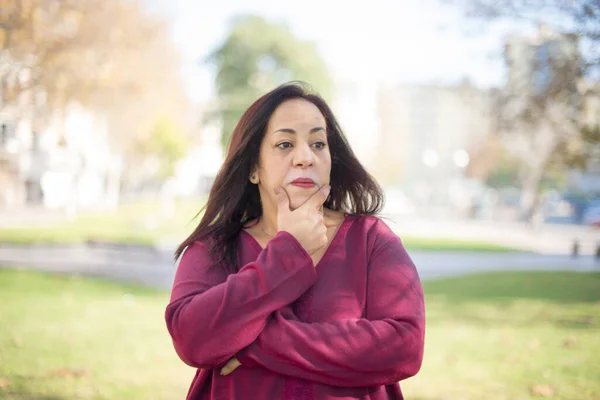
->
<box><xmin>249</xmin><ymin>171</ymin><xmax>259</xmax><ymax>184</ymax></box>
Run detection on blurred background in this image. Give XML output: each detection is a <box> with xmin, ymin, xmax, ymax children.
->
<box><xmin>0</xmin><ymin>1</ymin><xmax>599</xmax><ymax>399</ymax></box>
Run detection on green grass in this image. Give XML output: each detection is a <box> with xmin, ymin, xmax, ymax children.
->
<box><xmin>0</xmin><ymin>268</ymin><xmax>192</xmax><ymax>400</ymax></box>
<box><xmin>1</xmin><ymin>269</ymin><xmax>598</xmax><ymax>399</ymax></box>
<box><xmin>404</xmin><ymin>271</ymin><xmax>600</xmax><ymax>400</ymax></box>
<box><xmin>401</xmin><ymin>237</ymin><xmax>520</xmax><ymax>252</ymax></box>
<box><xmin>0</xmin><ymin>200</ymin><xmax>202</xmax><ymax>246</ymax></box>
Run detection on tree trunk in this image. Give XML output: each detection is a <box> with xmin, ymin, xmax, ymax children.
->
<box><xmin>517</xmin><ymin>122</ymin><xmax>556</xmax><ymax>223</ymax></box>
<box><xmin>519</xmin><ymin>168</ymin><xmax>543</xmax><ymax>222</ymax></box>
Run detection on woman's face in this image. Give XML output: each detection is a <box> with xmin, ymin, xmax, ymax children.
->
<box><xmin>253</xmin><ymin>98</ymin><xmax>331</xmax><ymax>211</ymax></box>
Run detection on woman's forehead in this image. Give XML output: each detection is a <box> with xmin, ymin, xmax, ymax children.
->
<box><xmin>268</xmin><ymin>99</ymin><xmax>326</xmax><ymax>129</ymax></box>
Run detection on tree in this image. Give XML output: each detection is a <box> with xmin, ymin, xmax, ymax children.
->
<box><xmin>456</xmin><ymin>0</ymin><xmax>600</xmax><ymax>69</ymax></box>
<box><xmin>206</xmin><ymin>14</ymin><xmax>332</xmax><ymax>148</ymax></box>
<box><xmin>139</xmin><ymin>115</ymin><xmax>188</xmax><ymax>179</ymax></box>
<box><xmin>88</xmin><ymin>10</ymin><xmax>192</xmax><ymax>184</ymax></box>
<box><xmin>1</xmin><ymin>1</ymin><xmax>153</xmax><ymax>116</ymax></box>
<box><xmin>453</xmin><ymin>1</ymin><xmax>600</xmax><ymax>220</ymax></box>
<box><xmin>1</xmin><ymin>0</ymin><xmax>192</xmax><ymax>187</ymax></box>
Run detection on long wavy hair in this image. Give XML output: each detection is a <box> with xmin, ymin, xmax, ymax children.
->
<box><xmin>175</xmin><ymin>82</ymin><xmax>384</xmax><ymax>274</ymax></box>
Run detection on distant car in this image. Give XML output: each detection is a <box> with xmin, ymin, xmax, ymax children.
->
<box><xmin>582</xmin><ymin>201</ymin><xmax>600</xmax><ymax>227</ymax></box>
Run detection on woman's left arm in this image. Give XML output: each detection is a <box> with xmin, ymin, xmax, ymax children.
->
<box><xmin>236</xmin><ymin>236</ymin><xmax>425</xmax><ymax>388</ymax></box>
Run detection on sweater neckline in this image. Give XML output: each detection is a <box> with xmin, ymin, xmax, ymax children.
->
<box><xmin>240</xmin><ymin>214</ymin><xmax>354</xmax><ymax>268</ymax></box>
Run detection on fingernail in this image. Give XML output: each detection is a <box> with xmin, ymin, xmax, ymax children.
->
<box><xmin>274</xmin><ymin>187</ymin><xmax>281</xmax><ymax>194</ymax></box>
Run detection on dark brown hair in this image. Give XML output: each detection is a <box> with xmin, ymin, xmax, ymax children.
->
<box><xmin>175</xmin><ymin>82</ymin><xmax>384</xmax><ymax>273</ymax></box>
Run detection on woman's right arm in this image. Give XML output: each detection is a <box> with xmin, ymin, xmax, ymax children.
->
<box><xmin>165</xmin><ymin>232</ymin><xmax>316</xmax><ymax>370</ymax></box>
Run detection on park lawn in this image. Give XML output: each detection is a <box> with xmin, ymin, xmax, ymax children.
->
<box><xmin>0</xmin><ymin>200</ymin><xmax>202</xmax><ymax>246</ymax></box>
<box><xmin>400</xmin><ymin>236</ymin><xmax>519</xmax><ymax>252</ymax></box>
<box><xmin>1</xmin><ymin>269</ymin><xmax>598</xmax><ymax>399</ymax></box>
<box><xmin>0</xmin><ymin>268</ymin><xmax>192</xmax><ymax>399</ymax></box>
<box><xmin>404</xmin><ymin>271</ymin><xmax>600</xmax><ymax>399</ymax></box>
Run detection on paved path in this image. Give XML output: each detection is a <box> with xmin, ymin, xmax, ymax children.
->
<box><xmin>410</xmin><ymin>251</ymin><xmax>597</xmax><ymax>281</ymax></box>
<box><xmin>384</xmin><ymin>215</ymin><xmax>599</xmax><ymax>256</ymax></box>
<box><xmin>0</xmin><ymin>244</ymin><xmax>597</xmax><ymax>290</ymax></box>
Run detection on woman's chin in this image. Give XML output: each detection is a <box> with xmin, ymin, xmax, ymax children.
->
<box><xmin>288</xmin><ymin>195</ymin><xmax>312</xmax><ymax>211</ymax></box>
<box><xmin>288</xmin><ymin>201</ymin><xmax>305</xmax><ymax>211</ymax></box>
<box><xmin>283</xmin><ymin>186</ymin><xmax>321</xmax><ymax>210</ymax></box>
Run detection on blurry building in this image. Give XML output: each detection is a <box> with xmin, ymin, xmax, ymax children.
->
<box><xmin>377</xmin><ymin>80</ymin><xmax>493</xmax><ymax>212</ymax></box>
<box><xmin>0</xmin><ymin>104</ymin><xmax>121</xmax><ymax>212</ymax></box>
<box><xmin>173</xmin><ymin>113</ymin><xmax>224</xmax><ymax>197</ymax></box>
<box><xmin>0</xmin><ymin>118</ymin><xmax>22</xmax><ymax>207</ymax></box>
<box><xmin>333</xmin><ymin>80</ymin><xmax>380</xmax><ymax>173</ymax></box>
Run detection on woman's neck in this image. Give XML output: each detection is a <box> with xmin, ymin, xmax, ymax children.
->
<box><xmin>260</xmin><ymin>209</ymin><xmax>278</xmax><ymax>237</ymax></box>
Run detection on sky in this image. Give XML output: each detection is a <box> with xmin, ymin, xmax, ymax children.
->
<box><xmin>146</xmin><ymin>0</ymin><xmax>528</xmax><ymax>104</ymax></box>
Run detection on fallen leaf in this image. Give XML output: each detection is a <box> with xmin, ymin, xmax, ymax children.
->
<box><xmin>504</xmin><ymin>354</ymin><xmax>521</xmax><ymax>363</ymax></box>
<box><xmin>581</xmin><ymin>315</ymin><xmax>596</xmax><ymax>325</ymax></box>
<box><xmin>0</xmin><ymin>378</ymin><xmax>11</xmax><ymax>388</ymax></box>
<box><xmin>11</xmin><ymin>336</ymin><xmax>23</xmax><ymax>347</ymax></box>
<box><xmin>528</xmin><ymin>339</ymin><xmax>540</xmax><ymax>352</ymax></box>
<box><xmin>47</xmin><ymin>368</ymin><xmax>91</xmax><ymax>379</ymax></box>
<box><xmin>562</xmin><ymin>336</ymin><xmax>579</xmax><ymax>348</ymax></box>
<box><xmin>531</xmin><ymin>384</ymin><xmax>554</xmax><ymax>397</ymax></box>
<box><xmin>446</xmin><ymin>354</ymin><xmax>458</xmax><ymax>365</ymax></box>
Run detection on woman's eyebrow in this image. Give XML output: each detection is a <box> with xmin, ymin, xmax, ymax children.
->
<box><xmin>273</xmin><ymin>127</ymin><xmax>325</xmax><ymax>135</ymax></box>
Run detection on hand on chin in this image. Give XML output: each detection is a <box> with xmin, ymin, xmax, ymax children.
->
<box><xmin>285</xmin><ymin>188</ymin><xmax>318</xmax><ymax>211</ymax></box>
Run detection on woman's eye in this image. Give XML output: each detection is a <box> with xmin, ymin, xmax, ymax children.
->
<box><xmin>276</xmin><ymin>142</ymin><xmax>293</xmax><ymax>149</ymax></box>
<box><xmin>313</xmin><ymin>141</ymin><xmax>327</xmax><ymax>150</ymax></box>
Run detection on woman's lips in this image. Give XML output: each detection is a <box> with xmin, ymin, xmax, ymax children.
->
<box><xmin>290</xmin><ymin>178</ymin><xmax>316</xmax><ymax>188</ymax></box>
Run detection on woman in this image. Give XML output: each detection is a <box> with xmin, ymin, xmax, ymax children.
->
<box><xmin>165</xmin><ymin>82</ymin><xmax>425</xmax><ymax>400</ymax></box>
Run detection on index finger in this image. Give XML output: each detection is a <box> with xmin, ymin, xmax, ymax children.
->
<box><xmin>220</xmin><ymin>357</ymin><xmax>242</xmax><ymax>376</ymax></box>
<box><xmin>274</xmin><ymin>186</ymin><xmax>292</xmax><ymax>215</ymax></box>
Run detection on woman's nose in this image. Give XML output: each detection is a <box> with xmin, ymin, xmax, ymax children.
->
<box><xmin>293</xmin><ymin>143</ymin><xmax>314</xmax><ymax>168</ymax></box>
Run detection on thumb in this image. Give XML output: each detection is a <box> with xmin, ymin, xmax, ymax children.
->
<box><xmin>274</xmin><ymin>186</ymin><xmax>291</xmax><ymax>214</ymax></box>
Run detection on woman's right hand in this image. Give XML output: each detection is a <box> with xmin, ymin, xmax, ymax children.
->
<box><xmin>275</xmin><ymin>185</ymin><xmax>330</xmax><ymax>256</ymax></box>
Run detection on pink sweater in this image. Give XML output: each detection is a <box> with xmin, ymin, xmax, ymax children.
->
<box><xmin>165</xmin><ymin>215</ymin><xmax>425</xmax><ymax>400</ymax></box>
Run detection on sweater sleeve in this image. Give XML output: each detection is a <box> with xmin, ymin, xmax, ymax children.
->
<box><xmin>165</xmin><ymin>232</ymin><xmax>317</xmax><ymax>370</ymax></box>
<box><xmin>237</xmin><ymin>236</ymin><xmax>425</xmax><ymax>387</ymax></box>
